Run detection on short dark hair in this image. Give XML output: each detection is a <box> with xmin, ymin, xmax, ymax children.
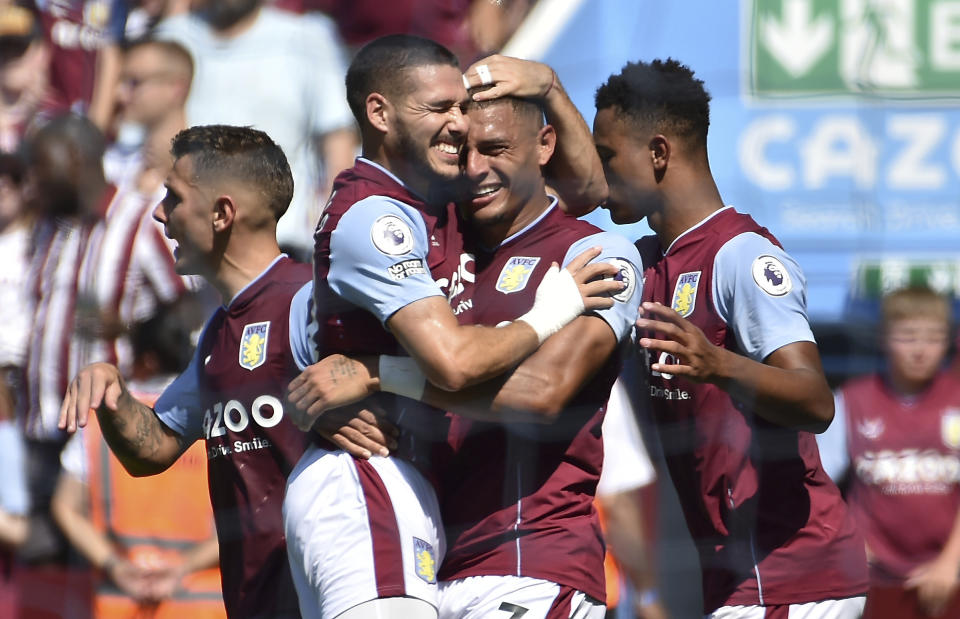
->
<box><xmin>595</xmin><ymin>58</ymin><xmax>711</xmax><ymax>151</ymax></box>
<box><xmin>346</xmin><ymin>34</ymin><xmax>460</xmax><ymax>128</ymax></box>
<box><xmin>170</xmin><ymin>125</ymin><xmax>294</xmax><ymax>222</ymax></box>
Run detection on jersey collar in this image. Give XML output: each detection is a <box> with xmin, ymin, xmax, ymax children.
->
<box><xmin>225</xmin><ymin>254</ymin><xmax>287</xmax><ymax>309</ymax></box>
<box><xmin>663</xmin><ymin>205</ymin><xmax>735</xmax><ymax>256</ymax></box>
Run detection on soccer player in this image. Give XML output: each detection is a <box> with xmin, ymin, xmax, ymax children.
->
<box><xmin>287</xmin><ymin>61</ymin><xmax>644</xmax><ymax>618</ymax></box>
<box><xmin>818</xmin><ymin>286</ymin><xmax>960</xmax><ymax>619</ymax></box>
<box><xmin>59</xmin><ymin>125</ymin><xmax>315</xmax><ymax>618</ymax></box>
<box><xmin>282</xmin><ymin>36</ymin><xmax>621</xmax><ymax>619</ymax></box>
<box><xmin>591</xmin><ymin>59</ymin><xmax>868</xmax><ymax>617</ymax></box>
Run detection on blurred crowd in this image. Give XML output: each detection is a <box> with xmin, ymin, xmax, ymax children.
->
<box><xmin>0</xmin><ymin>1</ymin><xmax>958</xmax><ymax>619</ymax></box>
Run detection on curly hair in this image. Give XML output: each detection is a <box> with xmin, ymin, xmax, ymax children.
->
<box><xmin>595</xmin><ymin>58</ymin><xmax>711</xmax><ymax>151</ymax></box>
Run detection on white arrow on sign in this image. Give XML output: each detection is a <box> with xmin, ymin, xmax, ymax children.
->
<box><xmin>760</xmin><ymin>0</ymin><xmax>834</xmax><ymax>77</ymax></box>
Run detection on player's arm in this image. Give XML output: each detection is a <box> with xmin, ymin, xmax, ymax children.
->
<box><xmin>464</xmin><ymin>55</ymin><xmax>607</xmax><ymax>214</ymax></box>
<box><xmin>327</xmin><ymin>200</ymin><xmax>620</xmax><ymax>394</ymax></box>
<box><xmin>637</xmin><ymin>234</ymin><xmax>833</xmax><ymax>432</ymax></box>
<box><xmin>58</xmin><ymin>363</ymin><xmax>192</xmax><ymax>476</ymax></box>
<box><xmin>292</xmin><ymin>234</ymin><xmax>641</xmax><ymax>422</ymax></box>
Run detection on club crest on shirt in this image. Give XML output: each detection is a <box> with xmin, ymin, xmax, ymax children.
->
<box><xmin>942</xmin><ymin>409</ymin><xmax>960</xmax><ymax>450</ymax></box>
<box><xmin>371</xmin><ymin>215</ymin><xmax>414</xmax><ymax>256</ymax></box>
<box><xmin>413</xmin><ymin>537</ymin><xmax>436</xmax><ymax>584</ymax></box>
<box><xmin>857</xmin><ymin>418</ymin><xmax>884</xmax><ymax>440</ymax></box>
<box><xmin>751</xmin><ymin>255</ymin><xmax>792</xmax><ymax>296</ymax></box>
<box><xmin>671</xmin><ymin>271</ymin><xmax>701</xmax><ymax>318</ymax></box>
<box><xmin>239</xmin><ymin>321</ymin><xmax>269</xmax><ymax>371</ymax></box>
<box><xmin>496</xmin><ymin>256</ymin><xmax>540</xmax><ymax>294</ymax></box>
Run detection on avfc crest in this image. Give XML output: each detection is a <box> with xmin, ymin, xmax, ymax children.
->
<box><xmin>412</xmin><ymin>537</ymin><xmax>437</xmax><ymax>584</ymax></box>
<box><xmin>942</xmin><ymin>409</ymin><xmax>960</xmax><ymax>450</ymax></box>
<box><xmin>671</xmin><ymin>271</ymin><xmax>701</xmax><ymax>318</ymax></box>
<box><xmin>496</xmin><ymin>257</ymin><xmax>540</xmax><ymax>294</ymax></box>
<box><xmin>239</xmin><ymin>321</ymin><xmax>270</xmax><ymax>371</ymax></box>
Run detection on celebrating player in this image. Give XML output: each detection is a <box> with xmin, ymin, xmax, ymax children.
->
<box><xmin>282</xmin><ymin>36</ymin><xmax>621</xmax><ymax>619</ymax></box>
<box><xmin>592</xmin><ymin>59</ymin><xmax>869</xmax><ymax>617</ymax></box>
<box><xmin>286</xmin><ymin>57</ymin><xmax>643</xmax><ymax>618</ymax></box>
<box><xmin>59</xmin><ymin>125</ymin><xmax>314</xmax><ymax>618</ymax></box>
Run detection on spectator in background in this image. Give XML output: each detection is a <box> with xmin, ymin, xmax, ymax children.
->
<box><xmin>597</xmin><ymin>378</ymin><xmax>667</xmax><ymax>619</ymax></box>
<box><xmin>123</xmin><ymin>0</ymin><xmax>191</xmax><ymax>41</ymax></box>
<box><xmin>0</xmin><ymin>5</ymin><xmax>49</xmax><ymax>152</ymax></box>
<box><xmin>35</xmin><ymin>0</ymin><xmax>128</xmax><ymax>130</ymax></box>
<box><xmin>18</xmin><ymin>113</ymin><xmax>113</xmax><ymax>616</ymax></box>
<box><xmin>53</xmin><ymin>307</ymin><xmax>225</xmax><ymax>618</ymax></box>
<box><xmin>0</xmin><ymin>152</ymin><xmax>29</xmax><ymax>619</ymax></box>
<box><xmin>282</xmin><ymin>0</ymin><xmax>532</xmax><ymax>63</ymax></box>
<box><xmin>103</xmin><ymin>38</ymin><xmax>192</xmax><ymax>199</ymax></box>
<box><xmin>817</xmin><ymin>286</ymin><xmax>960</xmax><ymax>619</ymax></box>
<box><xmin>155</xmin><ymin>0</ymin><xmax>357</xmax><ymax>260</ymax></box>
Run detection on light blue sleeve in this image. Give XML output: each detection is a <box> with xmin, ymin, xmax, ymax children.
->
<box><xmin>561</xmin><ymin>231</ymin><xmax>643</xmax><ymax>341</ymax></box>
<box><xmin>712</xmin><ymin>232</ymin><xmax>814</xmax><ymax>362</ymax></box>
<box><xmin>0</xmin><ymin>420</ymin><xmax>28</xmax><ymax>515</ymax></box>
<box><xmin>328</xmin><ymin>196</ymin><xmax>445</xmax><ymax>325</ymax></box>
<box><xmin>154</xmin><ymin>315</ymin><xmax>218</xmax><ymax>442</ymax></box>
<box><xmin>289</xmin><ymin>281</ymin><xmax>317</xmax><ymax>371</ymax></box>
<box><xmin>816</xmin><ymin>391</ymin><xmax>851</xmax><ymax>482</ymax></box>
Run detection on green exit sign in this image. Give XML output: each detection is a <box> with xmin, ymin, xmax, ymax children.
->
<box><xmin>749</xmin><ymin>0</ymin><xmax>960</xmax><ymax>97</ymax></box>
<box><xmin>854</xmin><ymin>259</ymin><xmax>960</xmax><ymax>298</ymax></box>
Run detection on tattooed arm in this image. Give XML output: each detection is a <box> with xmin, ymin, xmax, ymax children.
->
<box><xmin>59</xmin><ymin>363</ymin><xmax>191</xmax><ymax>476</ymax></box>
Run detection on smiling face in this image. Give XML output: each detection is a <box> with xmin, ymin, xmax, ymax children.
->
<box><xmin>154</xmin><ymin>155</ymin><xmax>215</xmax><ymax>275</ymax></box>
<box><xmin>459</xmin><ymin>101</ymin><xmax>553</xmax><ymax>238</ymax></box>
<box><xmin>592</xmin><ymin>106</ymin><xmax>662</xmax><ymax>225</ymax></box>
<box><xmin>387</xmin><ymin>64</ymin><xmax>469</xmax><ymax>189</ymax></box>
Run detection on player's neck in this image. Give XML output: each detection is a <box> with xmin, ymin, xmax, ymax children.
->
<box><xmin>886</xmin><ymin>369</ymin><xmax>937</xmax><ymax>398</ymax></box>
<box><xmin>477</xmin><ymin>192</ymin><xmax>551</xmax><ymax>248</ymax></box>
<box><xmin>655</xmin><ymin>175</ymin><xmax>725</xmax><ymax>251</ymax></box>
<box><xmin>214</xmin><ymin>235</ymin><xmax>283</xmax><ymax>304</ymax></box>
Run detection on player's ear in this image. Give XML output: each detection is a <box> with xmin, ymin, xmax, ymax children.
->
<box><xmin>650</xmin><ymin>135</ymin><xmax>669</xmax><ymax>178</ymax></box>
<box><xmin>366</xmin><ymin>93</ymin><xmax>390</xmax><ymax>134</ymax></box>
<box><xmin>536</xmin><ymin>124</ymin><xmax>556</xmax><ymax>166</ymax></box>
<box><xmin>212</xmin><ymin>195</ymin><xmax>236</xmax><ymax>233</ymax></box>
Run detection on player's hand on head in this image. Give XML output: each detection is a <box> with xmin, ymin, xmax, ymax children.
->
<box><xmin>312</xmin><ymin>402</ymin><xmax>398</xmax><ymax>460</ymax></box>
<box><xmin>635</xmin><ymin>302</ymin><xmax>726</xmax><ymax>384</ymax></box>
<box><xmin>58</xmin><ymin>362</ymin><xmax>126</xmax><ymax>433</ymax></box>
<box><xmin>463</xmin><ymin>54</ymin><xmax>556</xmax><ymax>101</ymax></box>
<box><xmin>287</xmin><ymin>354</ymin><xmax>379</xmax><ymax>432</ymax></box>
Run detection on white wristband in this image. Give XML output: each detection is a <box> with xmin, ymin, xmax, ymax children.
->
<box><xmin>378</xmin><ymin>355</ymin><xmax>427</xmax><ymax>401</ymax></box>
<box><xmin>516</xmin><ymin>265</ymin><xmax>584</xmax><ymax>344</ymax></box>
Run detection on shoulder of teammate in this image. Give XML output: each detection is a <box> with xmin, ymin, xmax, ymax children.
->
<box><xmin>561</xmin><ymin>230</ymin><xmax>643</xmax><ymax>341</ymax></box>
<box><xmin>153</xmin><ymin>311</ymin><xmax>219</xmax><ymax>441</ymax></box>
<box><xmin>712</xmin><ymin>231</ymin><xmax>813</xmax><ymax>362</ymax></box>
<box><xmin>288</xmin><ymin>281</ymin><xmax>315</xmax><ymax>371</ymax></box>
<box><xmin>328</xmin><ymin>196</ymin><xmax>445</xmax><ymax>324</ymax></box>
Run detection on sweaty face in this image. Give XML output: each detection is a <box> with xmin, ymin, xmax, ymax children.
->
<box><xmin>592</xmin><ymin>106</ymin><xmax>660</xmax><ymax>225</ymax></box>
<box><xmin>459</xmin><ymin>102</ymin><xmax>549</xmax><ymax>234</ymax></box>
<box><xmin>884</xmin><ymin>317</ymin><xmax>950</xmax><ymax>389</ymax></box>
<box><xmin>154</xmin><ymin>156</ymin><xmax>215</xmax><ymax>276</ymax></box>
<box><xmin>389</xmin><ymin>64</ymin><xmax>469</xmax><ymax>189</ymax></box>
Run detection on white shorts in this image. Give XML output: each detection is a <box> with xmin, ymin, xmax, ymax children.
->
<box><xmin>438</xmin><ymin>575</ymin><xmax>605</xmax><ymax>619</ymax></box>
<box><xmin>283</xmin><ymin>445</ymin><xmax>445</xmax><ymax>619</ymax></box>
<box><xmin>706</xmin><ymin>596</ymin><xmax>866</xmax><ymax>619</ymax></box>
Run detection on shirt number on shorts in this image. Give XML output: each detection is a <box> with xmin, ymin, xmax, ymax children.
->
<box><xmin>498</xmin><ymin>602</ymin><xmax>529</xmax><ymax>618</ymax></box>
